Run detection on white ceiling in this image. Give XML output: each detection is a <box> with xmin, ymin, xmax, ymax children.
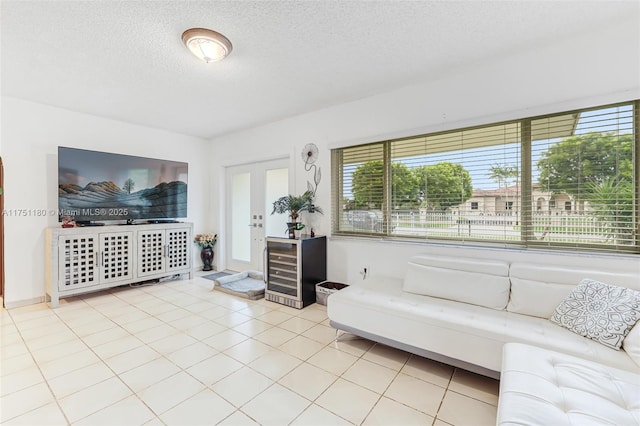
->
<box><xmin>1</xmin><ymin>1</ymin><xmax>637</xmax><ymax>140</ymax></box>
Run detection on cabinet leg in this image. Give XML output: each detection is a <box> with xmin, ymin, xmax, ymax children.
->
<box><xmin>48</xmin><ymin>294</ymin><xmax>59</xmax><ymax>309</ymax></box>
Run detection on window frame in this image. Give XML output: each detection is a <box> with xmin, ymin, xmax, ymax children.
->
<box><xmin>331</xmin><ymin>100</ymin><xmax>640</xmax><ymax>254</ymax></box>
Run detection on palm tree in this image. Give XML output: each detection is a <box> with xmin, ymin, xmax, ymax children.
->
<box><xmin>585</xmin><ymin>178</ymin><xmax>633</xmax><ymax>244</ymax></box>
<box><xmin>271</xmin><ymin>191</ymin><xmax>323</xmax><ymax>223</ymax></box>
<box><xmin>272</xmin><ymin>191</ymin><xmax>323</xmax><ymax>237</ymax></box>
<box><xmin>488</xmin><ymin>164</ymin><xmax>518</xmax><ymax>213</ymax></box>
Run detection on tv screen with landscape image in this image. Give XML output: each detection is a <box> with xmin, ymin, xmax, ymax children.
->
<box><xmin>58</xmin><ymin>147</ymin><xmax>188</xmax><ymax>223</ymax></box>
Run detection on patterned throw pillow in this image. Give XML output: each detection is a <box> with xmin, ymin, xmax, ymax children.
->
<box><xmin>550</xmin><ymin>278</ymin><xmax>640</xmax><ymax>350</ymax></box>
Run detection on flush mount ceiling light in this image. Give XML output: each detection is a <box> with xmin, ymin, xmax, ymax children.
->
<box><xmin>181</xmin><ymin>28</ymin><xmax>232</xmax><ymax>63</ymax></box>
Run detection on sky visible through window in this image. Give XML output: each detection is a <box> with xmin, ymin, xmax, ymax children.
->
<box><xmin>406</xmin><ymin>105</ymin><xmax>632</xmax><ymax>190</ymax></box>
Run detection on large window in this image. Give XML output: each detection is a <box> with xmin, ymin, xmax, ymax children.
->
<box><xmin>332</xmin><ymin>101</ymin><xmax>639</xmax><ymax>253</ymax></box>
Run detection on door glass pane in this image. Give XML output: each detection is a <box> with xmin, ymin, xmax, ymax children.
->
<box><xmin>265</xmin><ymin>168</ymin><xmax>289</xmax><ymax>238</ymax></box>
<box><xmin>231</xmin><ymin>172</ymin><xmax>250</xmax><ymax>261</ymax></box>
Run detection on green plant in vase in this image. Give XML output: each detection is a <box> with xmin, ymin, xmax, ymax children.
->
<box><xmin>271</xmin><ymin>191</ymin><xmax>322</xmax><ymax>238</ymax></box>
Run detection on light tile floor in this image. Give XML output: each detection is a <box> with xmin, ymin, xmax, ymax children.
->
<box><xmin>0</xmin><ymin>275</ymin><xmax>499</xmax><ymax>425</ymax></box>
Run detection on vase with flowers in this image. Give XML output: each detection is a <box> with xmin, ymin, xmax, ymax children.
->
<box><xmin>194</xmin><ymin>232</ymin><xmax>217</xmax><ymax>271</ymax></box>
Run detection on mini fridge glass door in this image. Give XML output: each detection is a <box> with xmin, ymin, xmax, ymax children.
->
<box><xmin>266</xmin><ymin>240</ymin><xmax>300</xmax><ymax>299</ymax></box>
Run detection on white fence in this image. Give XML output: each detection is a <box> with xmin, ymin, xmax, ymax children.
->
<box><xmin>342</xmin><ymin>209</ymin><xmax>630</xmax><ymax>245</ymax></box>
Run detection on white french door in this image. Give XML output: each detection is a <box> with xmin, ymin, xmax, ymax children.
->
<box><xmin>225</xmin><ymin>158</ymin><xmax>289</xmax><ymax>272</ymax></box>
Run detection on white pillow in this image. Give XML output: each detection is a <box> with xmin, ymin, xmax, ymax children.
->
<box><xmin>402</xmin><ymin>255</ymin><xmax>510</xmax><ymax>310</ymax></box>
<box><xmin>550</xmin><ymin>278</ymin><xmax>640</xmax><ymax>350</ymax></box>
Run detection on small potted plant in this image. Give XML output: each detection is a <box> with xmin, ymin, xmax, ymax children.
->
<box><xmin>194</xmin><ymin>232</ymin><xmax>217</xmax><ymax>271</ymax></box>
<box><xmin>271</xmin><ymin>191</ymin><xmax>322</xmax><ymax>238</ymax></box>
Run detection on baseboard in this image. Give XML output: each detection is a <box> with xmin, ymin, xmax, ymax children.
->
<box><xmin>4</xmin><ymin>296</ymin><xmax>46</xmax><ymax>309</ymax></box>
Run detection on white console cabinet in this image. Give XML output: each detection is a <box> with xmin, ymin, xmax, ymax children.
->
<box><xmin>46</xmin><ymin>222</ymin><xmax>193</xmax><ymax>307</ymax></box>
<box><xmin>137</xmin><ymin>228</ymin><xmax>191</xmax><ymax>277</ymax></box>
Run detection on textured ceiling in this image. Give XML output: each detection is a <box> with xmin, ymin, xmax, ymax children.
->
<box><xmin>1</xmin><ymin>1</ymin><xmax>637</xmax><ymax>139</ymax></box>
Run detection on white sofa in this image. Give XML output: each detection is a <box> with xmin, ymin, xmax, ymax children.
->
<box><xmin>327</xmin><ymin>253</ymin><xmax>640</xmax><ymax>379</ymax></box>
<box><xmin>498</xmin><ymin>342</ymin><xmax>640</xmax><ymax>425</ymax></box>
<box><xmin>329</xmin><ymin>253</ymin><xmax>640</xmax><ymax>424</ymax></box>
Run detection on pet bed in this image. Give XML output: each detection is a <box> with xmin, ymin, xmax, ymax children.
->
<box><xmin>213</xmin><ymin>270</ymin><xmax>265</xmax><ymax>300</ymax></box>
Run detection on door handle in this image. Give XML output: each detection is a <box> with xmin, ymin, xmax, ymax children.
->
<box><xmin>248</xmin><ymin>223</ymin><xmax>257</xmax><ymax>227</ymax></box>
<box><xmin>263</xmin><ymin>247</ymin><xmax>267</xmax><ymax>283</ymax></box>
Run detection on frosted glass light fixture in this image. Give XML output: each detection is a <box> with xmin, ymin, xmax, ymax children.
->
<box><xmin>182</xmin><ymin>28</ymin><xmax>232</xmax><ymax>63</ymax></box>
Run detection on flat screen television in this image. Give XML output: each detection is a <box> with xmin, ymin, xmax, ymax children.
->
<box><xmin>58</xmin><ymin>147</ymin><xmax>188</xmax><ymax>223</ymax></box>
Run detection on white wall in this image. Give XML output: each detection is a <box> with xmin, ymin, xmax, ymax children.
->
<box><xmin>210</xmin><ymin>17</ymin><xmax>640</xmax><ymax>282</ymax></box>
<box><xmin>3</xmin><ymin>19</ymin><xmax>639</xmax><ymax>306</ymax></box>
<box><xmin>1</xmin><ymin>97</ymin><xmax>210</xmax><ymax>307</ymax></box>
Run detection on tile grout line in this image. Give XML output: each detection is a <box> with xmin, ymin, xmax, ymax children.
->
<box><xmin>355</xmin><ymin>350</ymin><xmax>409</xmax><ymax>425</ymax></box>
<box><xmin>4</xmin><ymin>306</ymin><xmax>74</xmax><ymax>425</ymax></box>
<box><xmin>3</xmin><ymin>276</ymin><xmax>499</xmax><ymax>425</ymax></box>
<box><xmin>52</xmin><ymin>292</ymin><xmax>175</xmax><ymax>424</ymax></box>
<box><xmin>432</xmin><ymin>367</ymin><xmax>456</xmax><ymax>426</ymax></box>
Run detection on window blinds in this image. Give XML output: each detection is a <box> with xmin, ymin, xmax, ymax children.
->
<box><xmin>530</xmin><ymin>104</ymin><xmax>635</xmax><ymax>250</ymax></box>
<box><xmin>332</xmin><ymin>101</ymin><xmax>638</xmax><ymax>253</ymax></box>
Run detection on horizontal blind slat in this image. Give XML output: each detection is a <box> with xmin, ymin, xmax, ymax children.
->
<box><xmin>332</xmin><ymin>101</ymin><xmax>637</xmax><ymax>252</ymax></box>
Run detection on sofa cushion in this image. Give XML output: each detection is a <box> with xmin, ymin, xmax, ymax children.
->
<box><xmin>550</xmin><ymin>278</ymin><xmax>640</xmax><ymax>350</ymax></box>
<box><xmin>622</xmin><ymin>324</ymin><xmax>640</xmax><ymax>368</ymax></box>
<box><xmin>508</xmin><ymin>262</ymin><xmax>640</xmax><ymax>318</ymax></box>
<box><xmin>402</xmin><ymin>254</ymin><xmax>510</xmax><ymax>310</ymax></box>
<box><xmin>498</xmin><ymin>343</ymin><xmax>640</xmax><ymax>426</ymax></box>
